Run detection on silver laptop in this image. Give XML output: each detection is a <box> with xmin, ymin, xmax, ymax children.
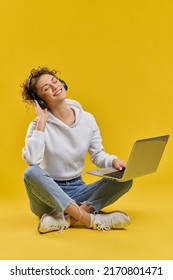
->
<box><xmin>87</xmin><ymin>135</ymin><xmax>169</xmax><ymax>182</ymax></box>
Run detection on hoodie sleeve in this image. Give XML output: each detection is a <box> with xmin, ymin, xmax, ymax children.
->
<box><xmin>88</xmin><ymin>114</ymin><xmax>117</xmax><ymax>168</ymax></box>
<box><xmin>22</xmin><ymin>119</ymin><xmax>46</xmax><ymax>165</ymax></box>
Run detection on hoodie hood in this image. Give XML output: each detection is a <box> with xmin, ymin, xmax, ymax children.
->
<box><xmin>47</xmin><ymin>99</ymin><xmax>83</xmax><ymax>127</ymax></box>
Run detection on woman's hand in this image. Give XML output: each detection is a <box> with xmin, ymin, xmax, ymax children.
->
<box><xmin>112</xmin><ymin>158</ymin><xmax>127</xmax><ymax>171</ymax></box>
<box><xmin>33</xmin><ymin>101</ymin><xmax>48</xmax><ymax>131</ymax></box>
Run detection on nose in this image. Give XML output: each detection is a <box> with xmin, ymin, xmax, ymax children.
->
<box><xmin>52</xmin><ymin>84</ymin><xmax>57</xmax><ymax>90</ymax></box>
<box><xmin>51</xmin><ymin>80</ymin><xmax>61</xmax><ymax>91</ymax></box>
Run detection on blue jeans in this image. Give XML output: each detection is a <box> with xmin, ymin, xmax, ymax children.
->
<box><xmin>24</xmin><ymin>165</ymin><xmax>133</xmax><ymax>218</ymax></box>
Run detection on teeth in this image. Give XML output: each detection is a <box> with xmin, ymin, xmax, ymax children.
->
<box><xmin>55</xmin><ymin>89</ymin><xmax>62</xmax><ymax>96</ymax></box>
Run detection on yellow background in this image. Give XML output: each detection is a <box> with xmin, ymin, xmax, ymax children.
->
<box><xmin>0</xmin><ymin>0</ymin><xmax>173</xmax><ymax>260</ymax></box>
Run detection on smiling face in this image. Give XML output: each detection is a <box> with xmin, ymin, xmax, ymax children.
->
<box><xmin>35</xmin><ymin>74</ymin><xmax>66</xmax><ymax>106</ymax></box>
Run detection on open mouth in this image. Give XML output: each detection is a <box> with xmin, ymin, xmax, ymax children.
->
<box><xmin>54</xmin><ymin>87</ymin><xmax>63</xmax><ymax>96</ymax></box>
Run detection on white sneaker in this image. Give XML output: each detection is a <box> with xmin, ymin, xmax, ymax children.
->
<box><xmin>90</xmin><ymin>211</ymin><xmax>130</xmax><ymax>230</ymax></box>
<box><xmin>38</xmin><ymin>210</ymin><xmax>70</xmax><ymax>233</ymax></box>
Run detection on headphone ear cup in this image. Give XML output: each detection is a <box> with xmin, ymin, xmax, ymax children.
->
<box><xmin>59</xmin><ymin>79</ymin><xmax>68</xmax><ymax>91</ymax></box>
<box><xmin>37</xmin><ymin>99</ymin><xmax>48</xmax><ymax>110</ymax></box>
<box><xmin>30</xmin><ymin>92</ymin><xmax>47</xmax><ymax>109</ymax></box>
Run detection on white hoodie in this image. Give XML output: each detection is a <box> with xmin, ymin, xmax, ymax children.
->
<box><xmin>22</xmin><ymin>99</ymin><xmax>117</xmax><ymax>180</ymax></box>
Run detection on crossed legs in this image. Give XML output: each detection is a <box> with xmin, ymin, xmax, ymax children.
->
<box><xmin>24</xmin><ymin>166</ymin><xmax>132</xmax><ymax>232</ymax></box>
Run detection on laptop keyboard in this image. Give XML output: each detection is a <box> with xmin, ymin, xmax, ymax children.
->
<box><xmin>105</xmin><ymin>169</ymin><xmax>125</xmax><ymax>179</ymax></box>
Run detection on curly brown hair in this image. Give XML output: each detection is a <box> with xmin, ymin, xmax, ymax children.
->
<box><xmin>21</xmin><ymin>66</ymin><xmax>59</xmax><ymax>105</ymax></box>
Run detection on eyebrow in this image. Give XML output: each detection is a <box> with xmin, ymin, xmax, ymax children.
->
<box><xmin>41</xmin><ymin>76</ymin><xmax>57</xmax><ymax>90</ymax></box>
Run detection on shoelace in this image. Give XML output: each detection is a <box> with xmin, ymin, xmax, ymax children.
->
<box><xmin>49</xmin><ymin>221</ymin><xmax>67</xmax><ymax>233</ymax></box>
<box><xmin>96</xmin><ymin>224</ymin><xmax>111</xmax><ymax>231</ymax></box>
<box><xmin>58</xmin><ymin>223</ymin><xmax>67</xmax><ymax>233</ymax></box>
<box><xmin>58</xmin><ymin>215</ymin><xmax>69</xmax><ymax>233</ymax></box>
<box><xmin>54</xmin><ymin>212</ymin><xmax>69</xmax><ymax>233</ymax></box>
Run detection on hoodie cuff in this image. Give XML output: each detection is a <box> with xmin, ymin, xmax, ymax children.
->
<box><xmin>107</xmin><ymin>155</ymin><xmax>118</xmax><ymax>167</ymax></box>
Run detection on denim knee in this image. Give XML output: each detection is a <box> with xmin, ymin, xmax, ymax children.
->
<box><xmin>24</xmin><ymin>165</ymin><xmax>42</xmax><ymax>182</ymax></box>
<box><xmin>121</xmin><ymin>179</ymin><xmax>133</xmax><ymax>193</ymax></box>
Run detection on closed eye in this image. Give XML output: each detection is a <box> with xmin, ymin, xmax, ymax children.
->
<box><xmin>52</xmin><ymin>76</ymin><xmax>58</xmax><ymax>84</ymax></box>
<box><xmin>43</xmin><ymin>85</ymin><xmax>49</xmax><ymax>92</ymax></box>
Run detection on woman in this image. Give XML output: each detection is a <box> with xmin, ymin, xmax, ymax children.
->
<box><xmin>21</xmin><ymin>67</ymin><xmax>132</xmax><ymax>233</ymax></box>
